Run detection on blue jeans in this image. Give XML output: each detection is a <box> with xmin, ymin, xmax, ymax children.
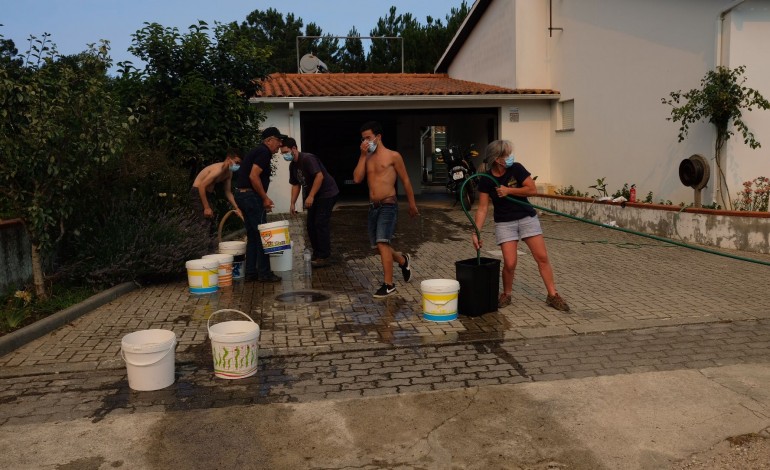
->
<box><xmin>368</xmin><ymin>203</ymin><xmax>398</xmax><ymax>248</ymax></box>
<box><xmin>234</xmin><ymin>191</ymin><xmax>271</xmax><ymax>278</ymax></box>
<box><xmin>307</xmin><ymin>195</ymin><xmax>337</xmax><ymax>259</ymax></box>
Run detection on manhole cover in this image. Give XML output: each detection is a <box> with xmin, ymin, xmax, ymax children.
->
<box><xmin>275</xmin><ymin>291</ymin><xmax>330</xmax><ymax>303</ymax></box>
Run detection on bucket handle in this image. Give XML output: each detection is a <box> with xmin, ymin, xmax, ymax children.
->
<box><xmin>207</xmin><ymin>309</ymin><xmax>256</xmax><ymax>334</ymax></box>
<box><xmin>121</xmin><ymin>340</ymin><xmax>176</xmax><ymax>367</ymax></box>
<box><xmin>427</xmin><ymin>298</ymin><xmax>452</xmax><ymax>306</ymax></box>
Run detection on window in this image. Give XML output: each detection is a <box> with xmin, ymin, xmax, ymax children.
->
<box><xmin>557</xmin><ymin>99</ymin><xmax>574</xmax><ymax>132</ymax></box>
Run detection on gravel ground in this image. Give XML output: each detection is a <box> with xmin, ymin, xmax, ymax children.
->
<box><xmin>670</xmin><ymin>433</ymin><xmax>770</xmax><ymax>469</ymax></box>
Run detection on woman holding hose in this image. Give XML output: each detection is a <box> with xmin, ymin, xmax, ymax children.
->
<box><xmin>472</xmin><ymin>140</ymin><xmax>570</xmax><ymax>311</ymax></box>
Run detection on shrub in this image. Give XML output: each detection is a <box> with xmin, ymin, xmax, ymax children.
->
<box><xmin>57</xmin><ymin>193</ymin><xmax>210</xmax><ymax>287</ymax></box>
<box><xmin>555</xmin><ymin>185</ymin><xmax>588</xmax><ymax>197</ymax></box>
<box><xmin>733</xmin><ymin>176</ymin><xmax>769</xmax><ymax>212</ymax></box>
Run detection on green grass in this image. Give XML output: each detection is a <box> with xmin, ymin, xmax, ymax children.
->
<box><xmin>0</xmin><ymin>285</ymin><xmax>95</xmax><ymax>336</ymax></box>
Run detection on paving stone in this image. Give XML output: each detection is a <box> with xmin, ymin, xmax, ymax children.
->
<box><xmin>2</xmin><ymin>203</ymin><xmax>770</xmax><ymax>420</ymax></box>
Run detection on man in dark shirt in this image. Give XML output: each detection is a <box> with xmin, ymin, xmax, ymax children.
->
<box><xmin>234</xmin><ymin>127</ymin><xmax>286</xmax><ymax>282</ymax></box>
<box><xmin>281</xmin><ymin>137</ymin><xmax>340</xmax><ymax>267</ymax></box>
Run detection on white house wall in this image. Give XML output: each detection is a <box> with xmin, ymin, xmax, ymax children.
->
<box><xmin>723</xmin><ymin>3</ymin><xmax>770</xmax><ymax>199</ymax></box>
<box><xmin>449</xmin><ymin>0</ymin><xmax>519</xmax><ymax>88</ymax></box>
<box><xmin>445</xmin><ymin>0</ymin><xmax>769</xmax><ymax>206</ymax></box>
<box><xmin>499</xmin><ymin>101</ymin><xmax>552</xmax><ymax>183</ymax></box>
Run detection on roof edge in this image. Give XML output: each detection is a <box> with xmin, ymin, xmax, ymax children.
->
<box><xmin>250</xmin><ymin>93</ymin><xmax>560</xmax><ymax>104</ymax></box>
<box><xmin>434</xmin><ymin>0</ymin><xmax>493</xmax><ymax>73</ymax></box>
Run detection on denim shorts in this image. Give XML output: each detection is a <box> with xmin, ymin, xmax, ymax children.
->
<box><xmin>368</xmin><ymin>204</ymin><xmax>398</xmax><ymax>248</ymax></box>
<box><xmin>495</xmin><ymin>215</ymin><xmax>543</xmax><ymax>245</ymax></box>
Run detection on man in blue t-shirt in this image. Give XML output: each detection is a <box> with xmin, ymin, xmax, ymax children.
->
<box><xmin>234</xmin><ymin>127</ymin><xmax>286</xmax><ymax>282</ymax></box>
<box><xmin>281</xmin><ymin>137</ymin><xmax>340</xmax><ymax>267</ymax></box>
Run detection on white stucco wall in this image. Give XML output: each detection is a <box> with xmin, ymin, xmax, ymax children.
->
<box><xmin>723</xmin><ymin>3</ymin><xmax>770</xmax><ymax>203</ymax></box>
<box><xmin>448</xmin><ymin>0</ymin><xmax>517</xmax><ymax>88</ymax></box>
<box><xmin>498</xmin><ymin>100</ymin><xmax>552</xmax><ymax>181</ymax></box>
<box><xmin>548</xmin><ymin>0</ymin><xmax>728</xmax><ymax>204</ymax></box>
<box><xmin>445</xmin><ymin>0</ymin><xmax>769</xmax><ymax>206</ymax></box>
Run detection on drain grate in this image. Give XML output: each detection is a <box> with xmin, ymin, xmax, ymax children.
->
<box><xmin>275</xmin><ymin>291</ymin><xmax>330</xmax><ymax>303</ymax></box>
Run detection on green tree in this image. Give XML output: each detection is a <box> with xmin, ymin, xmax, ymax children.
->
<box><xmin>0</xmin><ymin>34</ymin><xmax>129</xmax><ymax>298</ymax></box>
<box><xmin>662</xmin><ymin>65</ymin><xmax>770</xmax><ymax>209</ymax></box>
<box><xmin>367</xmin><ymin>3</ymin><xmax>470</xmax><ymax>73</ymax></box>
<box><xmin>123</xmin><ymin>20</ymin><xmax>269</xmax><ymax>172</ymax></box>
<box><xmin>239</xmin><ymin>9</ymin><xmax>305</xmax><ymax>74</ymax></box>
<box><xmin>337</xmin><ymin>27</ymin><xmax>366</xmax><ymax>73</ymax></box>
<box><xmin>302</xmin><ymin>23</ymin><xmax>340</xmax><ymax>72</ymax></box>
<box><xmin>368</xmin><ymin>7</ymin><xmax>412</xmax><ymax>73</ymax></box>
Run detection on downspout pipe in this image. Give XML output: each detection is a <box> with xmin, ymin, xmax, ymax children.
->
<box><xmin>288</xmin><ymin>101</ymin><xmax>295</xmax><ymax>140</ymax></box>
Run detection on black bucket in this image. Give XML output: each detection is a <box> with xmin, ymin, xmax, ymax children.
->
<box><xmin>455</xmin><ymin>257</ymin><xmax>501</xmax><ymax>316</ymax></box>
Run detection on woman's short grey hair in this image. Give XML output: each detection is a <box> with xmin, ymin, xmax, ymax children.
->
<box><xmin>484</xmin><ymin>140</ymin><xmax>513</xmax><ymax>166</ymax></box>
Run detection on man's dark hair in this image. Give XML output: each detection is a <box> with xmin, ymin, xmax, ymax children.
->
<box><xmin>360</xmin><ymin>121</ymin><xmax>383</xmax><ymax>136</ymax></box>
<box><xmin>283</xmin><ymin>137</ymin><xmax>298</xmax><ymax>149</ymax></box>
<box><xmin>226</xmin><ymin>148</ymin><xmax>241</xmax><ymax>158</ymax></box>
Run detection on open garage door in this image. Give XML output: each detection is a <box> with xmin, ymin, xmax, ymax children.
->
<box><xmin>299</xmin><ymin>108</ymin><xmax>497</xmax><ymax>200</ymax></box>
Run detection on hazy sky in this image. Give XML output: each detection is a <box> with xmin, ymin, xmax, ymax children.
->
<box><xmin>3</xmin><ymin>0</ymin><xmax>467</xmax><ymax>69</ymax></box>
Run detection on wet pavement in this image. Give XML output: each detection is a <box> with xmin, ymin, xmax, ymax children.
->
<box><xmin>1</xmin><ymin>195</ymin><xmax>770</xmax><ymax>468</ymax></box>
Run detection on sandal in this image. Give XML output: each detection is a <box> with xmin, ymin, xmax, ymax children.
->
<box><xmin>498</xmin><ymin>292</ymin><xmax>512</xmax><ymax>308</ymax></box>
<box><xmin>546</xmin><ymin>293</ymin><xmax>570</xmax><ymax>312</ymax></box>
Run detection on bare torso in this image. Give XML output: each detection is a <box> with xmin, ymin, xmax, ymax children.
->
<box><xmin>365</xmin><ymin>149</ymin><xmax>400</xmax><ymax>201</ymax></box>
<box><xmin>192</xmin><ymin>163</ymin><xmax>229</xmax><ymax>192</ymax></box>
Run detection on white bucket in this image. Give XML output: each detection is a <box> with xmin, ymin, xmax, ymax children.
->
<box><xmin>207</xmin><ymin>309</ymin><xmax>260</xmax><ymax>379</ymax></box>
<box><xmin>420</xmin><ymin>279</ymin><xmax>460</xmax><ymax>322</ymax></box>
<box><xmin>269</xmin><ymin>241</ymin><xmax>293</xmax><ymax>272</ymax></box>
<box><xmin>258</xmin><ymin>220</ymin><xmax>291</xmax><ymax>254</ymax></box>
<box><xmin>202</xmin><ymin>253</ymin><xmax>234</xmax><ymax>287</ymax></box>
<box><xmin>121</xmin><ymin>329</ymin><xmax>177</xmax><ymax>391</ymax></box>
<box><xmin>219</xmin><ymin>241</ymin><xmax>246</xmax><ymax>280</ymax></box>
<box><xmin>185</xmin><ymin>258</ymin><xmax>219</xmax><ymax>294</ymax></box>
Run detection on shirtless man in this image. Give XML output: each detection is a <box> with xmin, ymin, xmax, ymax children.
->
<box><xmin>353</xmin><ymin>121</ymin><xmax>419</xmax><ymax>298</ymax></box>
<box><xmin>190</xmin><ymin>149</ymin><xmax>243</xmax><ymax>246</ymax></box>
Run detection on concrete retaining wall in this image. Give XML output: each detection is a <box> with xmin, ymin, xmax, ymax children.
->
<box><xmin>531</xmin><ymin>195</ymin><xmax>770</xmax><ymax>254</ymax></box>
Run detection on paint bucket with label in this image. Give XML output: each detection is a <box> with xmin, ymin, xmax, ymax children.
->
<box><xmin>207</xmin><ymin>309</ymin><xmax>260</xmax><ymax>379</ymax></box>
<box><xmin>219</xmin><ymin>240</ymin><xmax>246</xmax><ymax>280</ymax></box>
<box><xmin>202</xmin><ymin>253</ymin><xmax>234</xmax><ymax>287</ymax></box>
<box><xmin>420</xmin><ymin>279</ymin><xmax>460</xmax><ymax>322</ymax></box>
<box><xmin>185</xmin><ymin>258</ymin><xmax>219</xmax><ymax>294</ymax></box>
<box><xmin>258</xmin><ymin>220</ymin><xmax>291</xmax><ymax>254</ymax></box>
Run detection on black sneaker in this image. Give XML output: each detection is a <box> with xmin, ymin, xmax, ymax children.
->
<box><xmin>373</xmin><ymin>283</ymin><xmax>396</xmax><ymax>298</ymax></box>
<box><xmin>399</xmin><ymin>253</ymin><xmax>412</xmax><ymax>282</ymax></box>
<box><xmin>259</xmin><ymin>272</ymin><xmax>282</xmax><ymax>283</ymax></box>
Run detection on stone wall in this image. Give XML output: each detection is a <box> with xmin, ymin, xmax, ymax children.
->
<box><xmin>0</xmin><ymin>219</ymin><xmax>32</xmax><ymax>291</ymax></box>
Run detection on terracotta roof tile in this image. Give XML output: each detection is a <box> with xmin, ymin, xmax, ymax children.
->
<box><xmin>256</xmin><ymin>73</ymin><xmax>558</xmax><ymax>98</ymax></box>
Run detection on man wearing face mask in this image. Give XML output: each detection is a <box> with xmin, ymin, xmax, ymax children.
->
<box><xmin>472</xmin><ymin>139</ymin><xmax>570</xmax><ymax>312</ymax></box>
<box><xmin>235</xmin><ymin>127</ymin><xmax>287</xmax><ymax>282</ymax></box>
<box><xmin>353</xmin><ymin>121</ymin><xmax>419</xmax><ymax>298</ymax></box>
<box><xmin>281</xmin><ymin>137</ymin><xmax>339</xmax><ymax>267</ymax></box>
<box><xmin>190</xmin><ymin>148</ymin><xmax>243</xmax><ymax>248</ymax></box>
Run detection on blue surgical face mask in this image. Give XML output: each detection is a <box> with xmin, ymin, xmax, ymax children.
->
<box><xmin>367</xmin><ymin>138</ymin><xmax>377</xmax><ymax>154</ymax></box>
<box><xmin>504</xmin><ymin>154</ymin><xmax>515</xmax><ymax>168</ymax></box>
<box><xmin>282</xmin><ymin>151</ymin><xmax>293</xmax><ymax>161</ymax></box>
<box><xmin>229</xmin><ymin>164</ymin><xmax>240</xmax><ymax>172</ymax></box>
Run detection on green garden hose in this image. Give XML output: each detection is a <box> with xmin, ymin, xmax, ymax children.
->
<box><xmin>458</xmin><ymin>173</ymin><xmax>770</xmax><ymax>267</ymax></box>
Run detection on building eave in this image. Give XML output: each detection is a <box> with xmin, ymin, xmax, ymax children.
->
<box><xmin>250</xmin><ymin>93</ymin><xmax>561</xmax><ymax>105</ymax></box>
